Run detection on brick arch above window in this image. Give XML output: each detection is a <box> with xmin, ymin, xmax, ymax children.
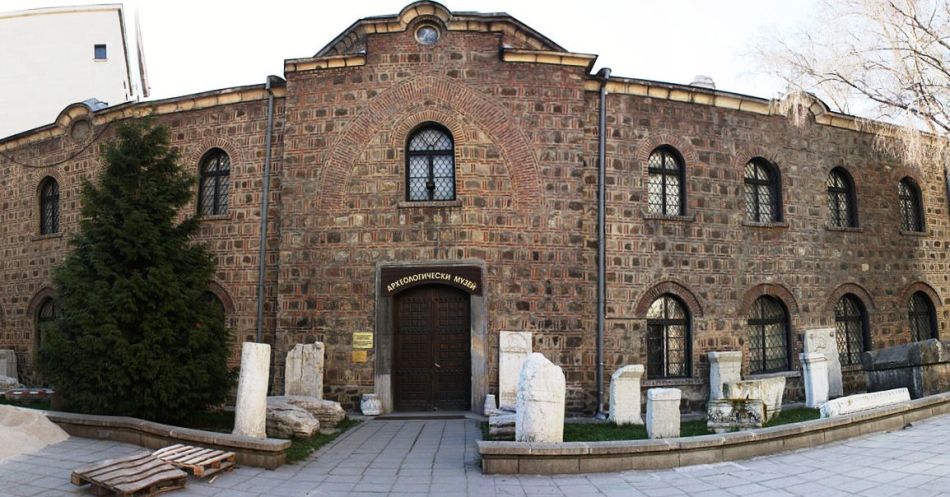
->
<box><xmin>27</xmin><ymin>287</ymin><xmax>57</xmax><ymax>321</ymax></box>
<box><xmin>318</xmin><ymin>75</ymin><xmax>541</xmax><ymax>211</ymax></box>
<box><xmin>634</xmin><ymin>133</ymin><xmax>699</xmax><ymax>172</ymax></box>
<box><xmin>898</xmin><ymin>281</ymin><xmax>942</xmax><ymax>307</ymax></box>
<box><xmin>634</xmin><ymin>279</ymin><xmax>704</xmax><ymax>318</ymax></box>
<box><xmin>738</xmin><ymin>283</ymin><xmax>799</xmax><ymax>317</ymax></box>
<box><xmin>825</xmin><ymin>282</ymin><xmax>876</xmax><ymax>314</ymax></box>
<box><xmin>205</xmin><ymin>281</ymin><xmax>236</xmax><ymax>316</ymax></box>
<box><xmin>181</xmin><ymin>138</ymin><xmax>242</xmax><ymax>171</ymax></box>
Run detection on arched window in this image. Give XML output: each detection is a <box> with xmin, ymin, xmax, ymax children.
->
<box><xmin>827</xmin><ymin>168</ymin><xmax>857</xmax><ymax>227</ymax></box>
<box><xmin>748</xmin><ymin>296</ymin><xmax>790</xmax><ymax>373</ymax></box>
<box><xmin>39</xmin><ymin>177</ymin><xmax>60</xmax><ymax>235</ymax></box>
<box><xmin>202</xmin><ymin>291</ymin><xmax>226</xmax><ymax>326</ymax></box>
<box><xmin>646</xmin><ymin>294</ymin><xmax>690</xmax><ymax>378</ymax></box>
<box><xmin>647</xmin><ymin>147</ymin><xmax>685</xmax><ymax>216</ymax></box>
<box><xmin>908</xmin><ymin>291</ymin><xmax>937</xmax><ymax>341</ymax></box>
<box><xmin>744</xmin><ymin>159</ymin><xmax>781</xmax><ymax>223</ymax></box>
<box><xmin>36</xmin><ymin>298</ymin><xmax>56</xmax><ymax>352</ymax></box>
<box><xmin>199</xmin><ymin>149</ymin><xmax>230</xmax><ymax>216</ymax></box>
<box><xmin>406</xmin><ymin>124</ymin><xmax>455</xmax><ymax>201</ymax></box>
<box><xmin>898</xmin><ymin>177</ymin><xmax>923</xmax><ymax>232</ymax></box>
<box><xmin>835</xmin><ymin>294</ymin><xmax>868</xmax><ymax>366</ymax></box>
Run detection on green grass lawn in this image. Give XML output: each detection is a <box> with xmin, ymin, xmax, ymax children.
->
<box><xmin>286</xmin><ymin>418</ymin><xmax>361</xmax><ymax>463</ymax></box>
<box><xmin>483</xmin><ymin>407</ymin><xmax>822</xmax><ymax>442</ymax></box>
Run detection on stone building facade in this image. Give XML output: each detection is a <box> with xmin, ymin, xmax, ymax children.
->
<box><xmin>0</xmin><ymin>2</ymin><xmax>946</xmax><ymax>414</ymax></box>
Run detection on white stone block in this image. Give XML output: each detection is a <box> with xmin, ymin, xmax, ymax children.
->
<box><xmin>819</xmin><ymin>388</ymin><xmax>911</xmax><ymax>418</ymax></box>
<box><xmin>0</xmin><ymin>350</ymin><xmax>16</xmax><ymax>382</ymax></box>
<box><xmin>484</xmin><ymin>394</ymin><xmax>498</xmax><ymax>416</ymax></box>
<box><xmin>706</xmin><ymin>399</ymin><xmax>766</xmax><ymax>433</ymax></box>
<box><xmin>499</xmin><ymin>331</ymin><xmax>532</xmax><ymax>410</ymax></box>
<box><xmin>608</xmin><ymin>364</ymin><xmax>644</xmax><ymax>425</ymax></box>
<box><xmin>360</xmin><ymin>394</ymin><xmax>382</xmax><ymax>416</ymax></box>
<box><xmin>265</xmin><ymin>398</ymin><xmax>319</xmax><ymax>439</ymax></box>
<box><xmin>723</xmin><ymin>376</ymin><xmax>786</xmax><ymax>422</ymax></box>
<box><xmin>707</xmin><ymin>351</ymin><xmax>742</xmax><ymax>401</ymax></box>
<box><xmin>804</xmin><ymin>328</ymin><xmax>843</xmax><ymax>398</ymax></box>
<box><xmin>800</xmin><ymin>352</ymin><xmax>829</xmax><ymax>408</ymax></box>
<box><xmin>646</xmin><ymin>388</ymin><xmax>681</xmax><ymax>439</ymax></box>
<box><xmin>284</xmin><ymin>343</ymin><xmax>325</xmax><ymax>399</ymax></box>
<box><xmin>515</xmin><ymin>353</ymin><xmax>565</xmax><ymax>443</ymax></box>
<box><xmin>233</xmin><ymin>342</ymin><xmax>271</xmax><ymax>438</ymax></box>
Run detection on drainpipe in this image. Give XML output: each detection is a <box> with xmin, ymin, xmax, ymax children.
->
<box><xmin>255</xmin><ymin>75</ymin><xmax>280</xmax><ymax>343</ymax></box>
<box><xmin>596</xmin><ymin>67</ymin><xmax>611</xmax><ymax>418</ymax></box>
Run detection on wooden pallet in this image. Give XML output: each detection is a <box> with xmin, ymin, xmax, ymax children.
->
<box><xmin>152</xmin><ymin>444</ymin><xmax>236</xmax><ymax>479</ymax></box>
<box><xmin>71</xmin><ymin>452</ymin><xmax>187</xmax><ymax>497</ymax></box>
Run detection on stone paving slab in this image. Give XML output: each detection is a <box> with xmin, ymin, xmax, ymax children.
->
<box><xmin>1</xmin><ymin>414</ymin><xmax>949</xmax><ymax>496</ymax></box>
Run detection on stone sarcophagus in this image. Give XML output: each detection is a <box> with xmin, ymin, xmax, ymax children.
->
<box><xmin>722</xmin><ymin>377</ymin><xmax>786</xmax><ymax>422</ymax></box>
<box><xmin>862</xmin><ymin>339</ymin><xmax>950</xmax><ymax>399</ymax></box>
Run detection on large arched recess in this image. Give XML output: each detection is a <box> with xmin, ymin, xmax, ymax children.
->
<box><xmin>318</xmin><ymin>75</ymin><xmax>542</xmax><ymax>211</ymax></box>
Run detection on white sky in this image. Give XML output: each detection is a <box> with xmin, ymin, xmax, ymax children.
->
<box><xmin>3</xmin><ymin>0</ymin><xmax>818</xmax><ymax>101</ymax></box>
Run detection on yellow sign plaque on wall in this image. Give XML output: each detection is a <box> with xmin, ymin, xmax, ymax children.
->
<box><xmin>352</xmin><ymin>350</ymin><xmax>368</xmax><ymax>363</ymax></box>
<box><xmin>353</xmin><ymin>332</ymin><xmax>374</xmax><ymax>349</ymax></box>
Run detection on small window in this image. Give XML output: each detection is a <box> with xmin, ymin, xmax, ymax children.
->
<box><xmin>834</xmin><ymin>294</ymin><xmax>868</xmax><ymax>366</ymax></box>
<box><xmin>647</xmin><ymin>147</ymin><xmax>685</xmax><ymax>216</ymax></box>
<box><xmin>36</xmin><ymin>298</ymin><xmax>57</xmax><ymax>352</ymax></box>
<box><xmin>908</xmin><ymin>292</ymin><xmax>937</xmax><ymax>341</ymax></box>
<box><xmin>744</xmin><ymin>158</ymin><xmax>781</xmax><ymax>223</ymax></box>
<box><xmin>827</xmin><ymin>168</ymin><xmax>857</xmax><ymax>227</ymax></box>
<box><xmin>199</xmin><ymin>150</ymin><xmax>230</xmax><ymax>216</ymax></box>
<box><xmin>94</xmin><ymin>44</ymin><xmax>107</xmax><ymax>60</ymax></box>
<box><xmin>406</xmin><ymin>124</ymin><xmax>455</xmax><ymax>201</ymax></box>
<box><xmin>748</xmin><ymin>296</ymin><xmax>790</xmax><ymax>374</ymax></box>
<box><xmin>40</xmin><ymin>177</ymin><xmax>60</xmax><ymax>235</ymax></box>
<box><xmin>898</xmin><ymin>177</ymin><xmax>924</xmax><ymax>232</ymax></box>
<box><xmin>203</xmin><ymin>291</ymin><xmax>226</xmax><ymax>326</ymax></box>
<box><xmin>646</xmin><ymin>294</ymin><xmax>691</xmax><ymax>378</ymax></box>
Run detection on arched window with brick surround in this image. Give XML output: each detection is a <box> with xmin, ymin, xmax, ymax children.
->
<box><xmin>406</xmin><ymin>124</ymin><xmax>455</xmax><ymax>201</ymax></box>
<box><xmin>647</xmin><ymin>146</ymin><xmax>685</xmax><ymax>216</ymax></box>
<box><xmin>744</xmin><ymin>158</ymin><xmax>782</xmax><ymax>223</ymax></box>
<box><xmin>646</xmin><ymin>294</ymin><xmax>691</xmax><ymax>378</ymax></box>
<box><xmin>747</xmin><ymin>296</ymin><xmax>790</xmax><ymax>373</ymax></box>
<box><xmin>898</xmin><ymin>177</ymin><xmax>924</xmax><ymax>232</ymax></box>
<box><xmin>198</xmin><ymin>149</ymin><xmax>230</xmax><ymax>216</ymax></box>
<box><xmin>39</xmin><ymin>177</ymin><xmax>60</xmax><ymax>235</ymax></box>
<box><xmin>835</xmin><ymin>294</ymin><xmax>868</xmax><ymax>366</ymax></box>
<box><xmin>827</xmin><ymin>168</ymin><xmax>857</xmax><ymax>228</ymax></box>
<box><xmin>908</xmin><ymin>291</ymin><xmax>937</xmax><ymax>341</ymax></box>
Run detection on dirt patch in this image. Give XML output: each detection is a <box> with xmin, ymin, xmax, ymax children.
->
<box><xmin>0</xmin><ymin>405</ymin><xmax>69</xmax><ymax>462</ymax></box>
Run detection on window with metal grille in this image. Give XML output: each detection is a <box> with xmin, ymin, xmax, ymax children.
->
<box><xmin>908</xmin><ymin>291</ymin><xmax>937</xmax><ymax>341</ymax></box>
<box><xmin>748</xmin><ymin>296</ymin><xmax>790</xmax><ymax>373</ymax></box>
<box><xmin>39</xmin><ymin>177</ymin><xmax>60</xmax><ymax>235</ymax></box>
<box><xmin>199</xmin><ymin>149</ymin><xmax>230</xmax><ymax>216</ymax></box>
<box><xmin>827</xmin><ymin>168</ymin><xmax>856</xmax><ymax>227</ymax></box>
<box><xmin>406</xmin><ymin>124</ymin><xmax>455</xmax><ymax>201</ymax></box>
<box><xmin>835</xmin><ymin>294</ymin><xmax>868</xmax><ymax>366</ymax></box>
<box><xmin>647</xmin><ymin>147</ymin><xmax>685</xmax><ymax>216</ymax></box>
<box><xmin>898</xmin><ymin>178</ymin><xmax>923</xmax><ymax>232</ymax></box>
<box><xmin>744</xmin><ymin>159</ymin><xmax>780</xmax><ymax>223</ymax></box>
<box><xmin>36</xmin><ymin>298</ymin><xmax>56</xmax><ymax>351</ymax></box>
<box><xmin>646</xmin><ymin>295</ymin><xmax>691</xmax><ymax>378</ymax></box>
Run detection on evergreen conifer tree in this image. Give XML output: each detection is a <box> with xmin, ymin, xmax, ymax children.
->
<box><xmin>39</xmin><ymin>120</ymin><xmax>233</xmax><ymax>422</ymax></box>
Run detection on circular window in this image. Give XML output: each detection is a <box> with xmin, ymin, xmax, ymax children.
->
<box><xmin>415</xmin><ymin>25</ymin><xmax>440</xmax><ymax>45</ymax></box>
<box><xmin>70</xmin><ymin>119</ymin><xmax>93</xmax><ymax>142</ymax></box>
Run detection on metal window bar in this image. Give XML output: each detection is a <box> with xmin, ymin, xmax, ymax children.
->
<box><xmin>407</xmin><ymin>127</ymin><xmax>455</xmax><ymax>201</ymax></box>
<box><xmin>827</xmin><ymin>171</ymin><xmax>852</xmax><ymax>227</ymax></box>
<box><xmin>646</xmin><ymin>295</ymin><xmax>690</xmax><ymax>378</ymax></box>
<box><xmin>908</xmin><ymin>292</ymin><xmax>936</xmax><ymax>341</ymax></box>
<box><xmin>647</xmin><ymin>149</ymin><xmax>684</xmax><ymax>216</ymax></box>
<box><xmin>745</xmin><ymin>161</ymin><xmax>775</xmax><ymax>222</ymax></box>
<box><xmin>899</xmin><ymin>180</ymin><xmax>922</xmax><ymax>231</ymax></box>
<box><xmin>200</xmin><ymin>152</ymin><xmax>230</xmax><ymax>216</ymax></box>
<box><xmin>40</xmin><ymin>179</ymin><xmax>59</xmax><ymax>234</ymax></box>
<box><xmin>835</xmin><ymin>296</ymin><xmax>866</xmax><ymax>366</ymax></box>
<box><xmin>747</xmin><ymin>297</ymin><xmax>789</xmax><ymax>373</ymax></box>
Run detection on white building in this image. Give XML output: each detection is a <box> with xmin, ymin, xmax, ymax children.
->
<box><xmin>0</xmin><ymin>4</ymin><xmax>148</xmax><ymax>138</ymax></box>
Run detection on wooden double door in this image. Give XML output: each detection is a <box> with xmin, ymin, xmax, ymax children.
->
<box><xmin>393</xmin><ymin>284</ymin><xmax>471</xmax><ymax>411</ymax></box>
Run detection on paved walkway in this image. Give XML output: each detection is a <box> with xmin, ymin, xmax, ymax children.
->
<box><xmin>2</xmin><ymin>414</ymin><xmax>950</xmax><ymax>496</ymax></box>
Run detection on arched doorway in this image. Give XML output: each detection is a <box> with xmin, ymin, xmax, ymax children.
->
<box><xmin>393</xmin><ymin>284</ymin><xmax>471</xmax><ymax>411</ymax></box>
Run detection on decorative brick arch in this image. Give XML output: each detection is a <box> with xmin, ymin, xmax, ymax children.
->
<box><xmin>825</xmin><ymin>282</ymin><xmax>876</xmax><ymax>314</ymax></box>
<box><xmin>318</xmin><ymin>75</ymin><xmax>542</xmax><ymax>210</ymax></box>
<box><xmin>205</xmin><ymin>281</ymin><xmax>236</xmax><ymax>315</ymax></box>
<box><xmin>27</xmin><ymin>287</ymin><xmax>57</xmax><ymax>357</ymax></box>
<box><xmin>898</xmin><ymin>281</ymin><xmax>942</xmax><ymax>307</ymax></box>
<box><xmin>634</xmin><ymin>280</ymin><xmax>704</xmax><ymax>318</ymax></box>
<box><xmin>634</xmin><ymin>133</ymin><xmax>700</xmax><ymax>172</ymax></box>
<box><xmin>738</xmin><ymin>283</ymin><xmax>799</xmax><ymax>317</ymax></box>
<box><xmin>181</xmin><ymin>138</ymin><xmax>242</xmax><ymax>177</ymax></box>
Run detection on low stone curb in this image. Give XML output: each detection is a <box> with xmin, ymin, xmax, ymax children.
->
<box><xmin>45</xmin><ymin>410</ymin><xmax>291</xmax><ymax>469</ymax></box>
<box><xmin>477</xmin><ymin>391</ymin><xmax>950</xmax><ymax>474</ymax></box>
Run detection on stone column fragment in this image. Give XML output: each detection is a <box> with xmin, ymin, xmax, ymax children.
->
<box><xmin>499</xmin><ymin>331</ymin><xmax>532</xmax><ymax>410</ymax></box>
<box><xmin>515</xmin><ymin>353</ymin><xmax>565</xmax><ymax>443</ymax></box>
<box><xmin>233</xmin><ymin>342</ymin><xmax>271</xmax><ymax>438</ymax></box>
<box><xmin>708</xmin><ymin>351</ymin><xmax>742</xmax><ymax>401</ymax></box>
<box><xmin>608</xmin><ymin>364</ymin><xmax>644</xmax><ymax>425</ymax></box>
<box><xmin>803</xmin><ymin>328</ymin><xmax>843</xmax><ymax>398</ymax></box>
<box><xmin>646</xmin><ymin>388</ymin><xmax>681</xmax><ymax>439</ymax></box>
<box><xmin>800</xmin><ymin>352</ymin><xmax>829</xmax><ymax>408</ymax></box>
<box><xmin>284</xmin><ymin>342</ymin><xmax>325</xmax><ymax>399</ymax></box>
